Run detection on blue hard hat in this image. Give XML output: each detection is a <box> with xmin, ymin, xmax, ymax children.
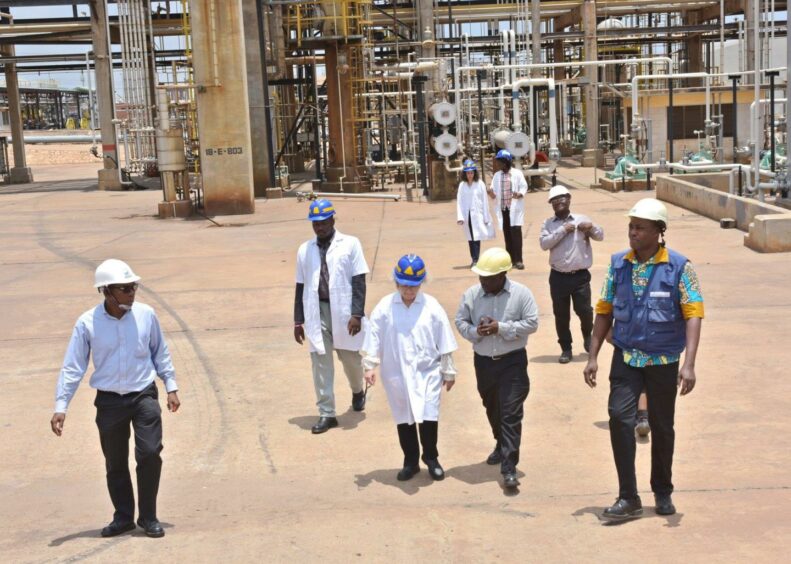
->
<box><xmin>462</xmin><ymin>159</ymin><xmax>477</xmax><ymax>172</ymax></box>
<box><xmin>393</xmin><ymin>254</ymin><xmax>427</xmax><ymax>286</ymax></box>
<box><xmin>495</xmin><ymin>149</ymin><xmax>513</xmax><ymax>161</ymax></box>
<box><xmin>307</xmin><ymin>199</ymin><xmax>336</xmax><ymax>221</ymax></box>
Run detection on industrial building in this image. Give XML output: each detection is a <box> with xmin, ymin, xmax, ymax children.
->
<box><xmin>0</xmin><ymin>1</ymin><xmax>788</xmax><ymax>243</ymax></box>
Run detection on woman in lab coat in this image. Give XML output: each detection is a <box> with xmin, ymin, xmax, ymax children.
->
<box><xmin>456</xmin><ymin>159</ymin><xmax>494</xmax><ymax>267</ymax></box>
<box><xmin>362</xmin><ymin>254</ymin><xmax>458</xmax><ymax>482</ymax></box>
<box><xmin>489</xmin><ymin>149</ymin><xmax>528</xmax><ymax>269</ymax></box>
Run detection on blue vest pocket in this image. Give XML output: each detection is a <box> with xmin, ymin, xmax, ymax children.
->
<box><xmin>647</xmin><ymin>298</ymin><xmax>677</xmax><ymax>323</ymax></box>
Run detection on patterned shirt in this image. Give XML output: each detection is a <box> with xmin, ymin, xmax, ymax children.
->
<box><xmin>595</xmin><ymin>247</ymin><xmax>704</xmax><ymax>367</ymax></box>
<box><xmin>501</xmin><ymin>172</ymin><xmax>512</xmax><ymax>210</ymax></box>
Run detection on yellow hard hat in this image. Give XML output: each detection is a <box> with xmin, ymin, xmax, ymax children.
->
<box><xmin>627</xmin><ymin>198</ymin><xmax>669</xmax><ymax>226</ymax></box>
<box><xmin>471</xmin><ymin>247</ymin><xmax>512</xmax><ymax>276</ymax></box>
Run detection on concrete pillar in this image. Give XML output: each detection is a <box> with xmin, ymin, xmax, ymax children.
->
<box><xmin>89</xmin><ymin>0</ymin><xmax>121</xmax><ymax>190</ymax></box>
<box><xmin>0</xmin><ymin>42</ymin><xmax>33</xmax><ymax>183</ymax></box>
<box><xmin>582</xmin><ymin>0</ymin><xmax>601</xmax><ymax>162</ymax></box>
<box><xmin>242</xmin><ymin>0</ymin><xmax>272</xmax><ymax>196</ymax></box>
<box><xmin>189</xmin><ymin>0</ymin><xmax>255</xmax><ymax>215</ymax></box>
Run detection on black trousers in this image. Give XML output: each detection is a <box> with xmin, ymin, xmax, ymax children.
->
<box><xmin>549</xmin><ymin>269</ymin><xmax>594</xmax><ymax>352</ymax></box>
<box><xmin>397</xmin><ymin>420</ymin><xmax>438</xmax><ymax>467</ymax></box>
<box><xmin>467</xmin><ymin>212</ymin><xmax>481</xmax><ymax>262</ymax></box>
<box><xmin>95</xmin><ymin>382</ymin><xmax>164</xmax><ymax>523</ymax></box>
<box><xmin>473</xmin><ymin>349</ymin><xmax>530</xmax><ymax>474</ymax></box>
<box><xmin>608</xmin><ymin>349</ymin><xmax>679</xmax><ymax>499</ymax></box>
<box><xmin>501</xmin><ymin>208</ymin><xmax>523</xmax><ymax>264</ymax></box>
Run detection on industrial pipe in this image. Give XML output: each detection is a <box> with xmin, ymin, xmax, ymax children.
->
<box><xmin>512</xmin><ymin>78</ymin><xmax>559</xmax><ymax>160</ymax></box>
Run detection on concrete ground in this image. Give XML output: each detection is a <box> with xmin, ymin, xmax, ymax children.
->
<box><xmin>1</xmin><ymin>162</ymin><xmax>790</xmax><ymax>563</ymax></box>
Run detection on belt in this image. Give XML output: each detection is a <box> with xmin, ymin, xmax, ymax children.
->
<box><xmin>551</xmin><ymin>268</ymin><xmax>589</xmax><ymax>275</ymax></box>
<box><xmin>477</xmin><ymin>348</ymin><xmax>524</xmax><ymax>362</ymax></box>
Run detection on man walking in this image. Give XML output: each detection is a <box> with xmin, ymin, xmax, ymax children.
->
<box><xmin>294</xmin><ymin>198</ymin><xmax>368</xmax><ymax>434</ymax></box>
<box><xmin>488</xmin><ymin>149</ymin><xmax>528</xmax><ymax>269</ymax></box>
<box><xmin>50</xmin><ymin>259</ymin><xmax>180</xmax><ymax>538</ymax></box>
<box><xmin>539</xmin><ymin>185</ymin><xmax>604</xmax><ymax>363</ymax></box>
<box><xmin>584</xmin><ymin>198</ymin><xmax>703</xmax><ymax>519</ymax></box>
<box><xmin>455</xmin><ymin>247</ymin><xmax>539</xmax><ymax>489</ymax></box>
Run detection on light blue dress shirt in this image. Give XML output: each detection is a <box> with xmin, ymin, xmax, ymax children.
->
<box><xmin>54</xmin><ymin>301</ymin><xmax>178</xmax><ymax>412</ymax></box>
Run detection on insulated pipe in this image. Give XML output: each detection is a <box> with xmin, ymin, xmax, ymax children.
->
<box><xmin>297</xmin><ymin>191</ymin><xmax>401</xmax><ymax>201</ymax></box>
<box><xmin>453</xmin><ymin>57</ymin><xmax>674</xmax><ymax>150</ymax></box>
<box><xmin>512</xmin><ymin>78</ymin><xmax>559</xmax><ymax>159</ymax></box>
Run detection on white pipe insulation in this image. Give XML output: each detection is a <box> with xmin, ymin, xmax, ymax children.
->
<box><xmin>512</xmin><ymin>78</ymin><xmax>559</xmax><ymax>160</ymax></box>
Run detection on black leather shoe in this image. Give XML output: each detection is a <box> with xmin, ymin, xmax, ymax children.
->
<box><xmin>396</xmin><ymin>465</ymin><xmax>420</xmax><ymax>481</ymax></box>
<box><xmin>136</xmin><ymin>518</ymin><xmax>165</xmax><ymax>538</ymax></box>
<box><xmin>655</xmin><ymin>494</ymin><xmax>676</xmax><ymax>515</ymax></box>
<box><xmin>311</xmin><ymin>416</ymin><xmax>338</xmax><ymax>434</ymax></box>
<box><xmin>514</xmin><ymin>262</ymin><xmax>525</xmax><ymax>270</ymax></box>
<box><xmin>603</xmin><ymin>497</ymin><xmax>643</xmax><ymax>519</ymax></box>
<box><xmin>351</xmin><ymin>391</ymin><xmax>366</xmax><ymax>412</ymax></box>
<box><xmin>421</xmin><ymin>455</ymin><xmax>445</xmax><ymax>481</ymax></box>
<box><xmin>100</xmin><ymin>520</ymin><xmax>135</xmax><ymax>538</ymax></box>
<box><xmin>559</xmin><ymin>350</ymin><xmax>573</xmax><ymax>364</ymax></box>
<box><xmin>503</xmin><ymin>473</ymin><xmax>520</xmax><ymax>489</ymax></box>
<box><xmin>486</xmin><ymin>446</ymin><xmax>502</xmax><ymax>465</ymax></box>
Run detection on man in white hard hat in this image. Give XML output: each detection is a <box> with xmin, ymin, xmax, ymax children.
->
<box><xmin>583</xmin><ymin>198</ymin><xmax>703</xmax><ymax>520</ymax></box>
<box><xmin>539</xmin><ymin>185</ymin><xmax>604</xmax><ymax>363</ymax></box>
<box><xmin>455</xmin><ymin>247</ymin><xmax>539</xmax><ymax>490</ymax></box>
<box><xmin>294</xmin><ymin>199</ymin><xmax>368</xmax><ymax>434</ymax></box>
<box><xmin>50</xmin><ymin>259</ymin><xmax>180</xmax><ymax>538</ymax></box>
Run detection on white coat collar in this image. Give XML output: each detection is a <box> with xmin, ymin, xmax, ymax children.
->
<box><xmin>309</xmin><ymin>229</ymin><xmax>346</xmax><ymax>248</ymax></box>
<box><xmin>393</xmin><ymin>291</ymin><xmax>425</xmax><ymax>306</ymax></box>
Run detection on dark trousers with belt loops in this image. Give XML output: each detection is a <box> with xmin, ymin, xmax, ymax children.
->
<box><xmin>501</xmin><ymin>209</ymin><xmax>523</xmax><ymax>265</ymax></box>
<box><xmin>549</xmin><ymin>269</ymin><xmax>593</xmax><ymax>352</ymax></box>
<box><xmin>608</xmin><ymin>348</ymin><xmax>679</xmax><ymax>500</ymax></box>
<box><xmin>474</xmin><ymin>348</ymin><xmax>530</xmax><ymax>474</ymax></box>
<box><xmin>94</xmin><ymin>382</ymin><xmax>164</xmax><ymax>523</ymax></box>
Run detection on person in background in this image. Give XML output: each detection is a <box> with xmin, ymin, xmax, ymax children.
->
<box><xmin>539</xmin><ymin>185</ymin><xmax>604</xmax><ymax>364</ymax></box>
<box><xmin>488</xmin><ymin>150</ymin><xmax>528</xmax><ymax>270</ymax></box>
<box><xmin>457</xmin><ymin>159</ymin><xmax>494</xmax><ymax>267</ymax></box>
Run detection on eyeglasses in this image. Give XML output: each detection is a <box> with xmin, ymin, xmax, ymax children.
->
<box><xmin>109</xmin><ymin>283</ymin><xmax>138</xmax><ymax>294</ymax></box>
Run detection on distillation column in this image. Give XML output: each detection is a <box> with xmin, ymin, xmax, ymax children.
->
<box><xmin>188</xmin><ymin>0</ymin><xmax>255</xmax><ymax>214</ymax></box>
<box><xmin>582</xmin><ymin>0</ymin><xmax>602</xmax><ymax>167</ymax></box>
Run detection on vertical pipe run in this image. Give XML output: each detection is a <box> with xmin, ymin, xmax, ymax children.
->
<box><xmin>313</xmin><ymin>64</ymin><xmax>321</xmax><ymax>181</ymax></box>
<box><xmin>476</xmin><ymin>69</ymin><xmax>486</xmax><ymax>184</ymax></box>
<box><xmin>413</xmin><ymin>75</ymin><xmax>429</xmax><ymax>198</ymax></box>
<box><xmin>767</xmin><ymin>71</ymin><xmax>779</xmax><ymax>172</ymax></box>
<box><xmin>256</xmin><ymin>0</ymin><xmax>276</xmax><ymax>188</ymax></box>
<box><xmin>668</xmin><ymin>78</ymin><xmax>674</xmax><ymax>175</ymax></box>
<box><xmin>729</xmin><ymin>75</ymin><xmax>740</xmax><ymax>163</ymax></box>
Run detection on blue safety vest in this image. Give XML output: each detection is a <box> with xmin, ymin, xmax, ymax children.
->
<box><xmin>610</xmin><ymin>248</ymin><xmax>688</xmax><ymax>356</ymax></box>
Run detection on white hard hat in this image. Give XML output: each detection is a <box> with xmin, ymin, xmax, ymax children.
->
<box><xmin>94</xmin><ymin>259</ymin><xmax>141</xmax><ymax>288</ymax></box>
<box><xmin>471</xmin><ymin>247</ymin><xmax>513</xmax><ymax>276</ymax></box>
<box><xmin>627</xmin><ymin>198</ymin><xmax>669</xmax><ymax>226</ymax></box>
<box><xmin>547</xmin><ymin>185</ymin><xmax>571</xmax><ymax>202</ymax></box>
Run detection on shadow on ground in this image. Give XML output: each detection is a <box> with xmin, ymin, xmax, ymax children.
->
<box><xmin>288</xmin><ymin>410</ymin><xmax>366</xmax><ymax>432</ymax></box>
<box><xmin>49</xmin><ymin>522</ymin><xmax>174</xmax><ymax>546</ymax></box>
<box><xmin>573</xmin><ymin>506</ymin><xmax>683</xmax><ymax>528</ymax></box>
<box><xmin>354</xmin><ymin>468</ymin><xmax>437</xmax><ymax>495</ymax></box>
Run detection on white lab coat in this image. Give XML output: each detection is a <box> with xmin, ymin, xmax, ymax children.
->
<box><xmin>456</xmin><ymin>180</ymin><xmax>495</xmax><ymax>241</ymax></box>
<box><xmin>363</xmin><ymin>292</ymin><xmax>458</xmax><ymax>425</ymax></box>
<box><xmin>295</xmin><ymin>230</ymin><xmax>369</xmax><ymax>355</ymax></box>
<box><xmin>490</xmin><ymin>167</ymin><xmax>528</xmax><ymax>228</ymax></box>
